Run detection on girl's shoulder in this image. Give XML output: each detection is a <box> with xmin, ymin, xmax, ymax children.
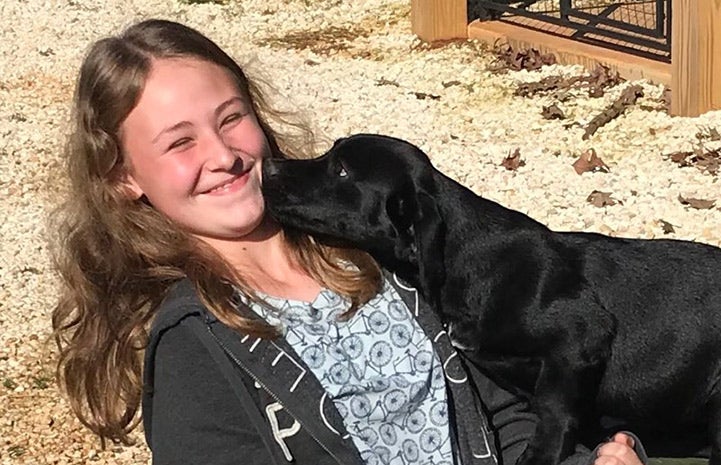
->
<box><xmin>150</xmin><ymin>278</ymin><xmax>208</xmax><ymax>336</ymax></box>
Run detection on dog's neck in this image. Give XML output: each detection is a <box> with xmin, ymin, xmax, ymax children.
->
<box><xmin>376</xmin><ymin>171</ymin><xmax>548</xmax><ymax>305</ymax></box>
<box><xmin>433</xmin><ymin>171</ymin><xmax>546</xmax><ymax>237</ymax></box>
<box><xmin>413</xmin><ymin>171</ymin><xmax>547</xmax><ymax>310</ymax></box>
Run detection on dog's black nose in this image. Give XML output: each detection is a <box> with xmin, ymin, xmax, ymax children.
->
<box><xmin>262</xmin><ymin>158</ymin><xmax>280</xmax><ymax>178</ymax></box>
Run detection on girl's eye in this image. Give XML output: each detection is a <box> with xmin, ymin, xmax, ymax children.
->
<box><xmin>168</xmin><ymin>138</ymin><xmax>191</xmax><ymax>151</ymax></box>
<box><xmin>221</xmin><ymin>113</ymin><xmax>243</xmax><ymax>126</ymax></box>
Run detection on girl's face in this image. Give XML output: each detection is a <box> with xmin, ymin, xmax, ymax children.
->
<box><xmin>120</xmin><ymin>57</ymin><xmax>272</xmax><ymax>244</ymax></box>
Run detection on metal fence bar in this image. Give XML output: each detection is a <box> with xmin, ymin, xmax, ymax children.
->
<box><xmin>472</xmin><ymin>0</ymin><xmax>671</xmax><ymax>59</ymax></box>
<box><xmin>656</xmin><ymin>0</ymin><xmax>666</xmax><ymax>36</ymax></box>
<box><xmin>666</xmin><ymin>0</ymin><xmax>672</xmax><ymax>47</ymax></box>
<box><xmin>560</xmin><ymin>0</ymin><xmax>571</xmax><ymax>20</ymax></box>
<box><xmin>565</xmin><ymin>9</ymin><xmax>665</xmax><ymax>38</ymax></box>
<box><xmin>569</xmin><ymin>4</ymin><xmax>620</xmax><ymax>38</ymax></box>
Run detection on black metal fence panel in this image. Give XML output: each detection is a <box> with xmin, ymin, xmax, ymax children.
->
<box><xmin>469</xmin><ymin>1</ymin><xmax>671</xmax><ymax>62</ymax></box>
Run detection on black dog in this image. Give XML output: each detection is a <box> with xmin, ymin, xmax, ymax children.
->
<box><xmin>262</xmin><ymin>134</ymin><xmax>721</xmax><ymax>465</ymax></box>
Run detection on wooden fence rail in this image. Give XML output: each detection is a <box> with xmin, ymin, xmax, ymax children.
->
<box><xmin>411</xmin><ymin>0</ymin><xmax>721</xmax><ymax>117</ymax></box>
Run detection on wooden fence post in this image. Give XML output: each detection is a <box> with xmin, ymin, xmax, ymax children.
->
<box><xmin>411</xmin><ymin>0</ymin><xmax>468</xmax><ymax>42</ymax></box>
<box><xmin>671</xmin><ymin>0</ymin><xmax>721</xmax><ymax>116</ymax></box>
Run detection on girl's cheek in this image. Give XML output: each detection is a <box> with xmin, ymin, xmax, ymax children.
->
<box><xmin>167</xmin><ymin>156</ymin><xmax>203</xmax><ymax>192</ymax></box>
<box><xmin>227</xmin><ymin>122</ymin><xmax>270</xmax><ymax>156</ymax></box>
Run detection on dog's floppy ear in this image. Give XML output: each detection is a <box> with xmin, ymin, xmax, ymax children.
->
<box><xmin>413</xmin><ymin>189</ymin><xmax>446</xmax><ymax>306</ymax></box>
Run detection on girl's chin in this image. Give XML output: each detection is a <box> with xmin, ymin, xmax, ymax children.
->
<box><xmin>239</xmin><ymin>214</ymin><xmax>281</xmax><ymax>240</ymax></box>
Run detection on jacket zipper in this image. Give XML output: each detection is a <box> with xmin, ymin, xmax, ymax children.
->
<box><xmin>206</xmin><ymin>325</ymin><xmax>351</xmax><ymax>465</ymax></box>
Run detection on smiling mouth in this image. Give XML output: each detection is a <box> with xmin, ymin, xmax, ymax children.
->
<box><xmin>204</xmin><ymin>171</ymin><xmax>251</xmax><ymax>195</ymax></box>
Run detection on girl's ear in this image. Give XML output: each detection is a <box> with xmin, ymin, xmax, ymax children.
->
<box><xmin>117</xmin><ymin>170</ymin><xmax>145</xmax><ymax>200</ymax></box>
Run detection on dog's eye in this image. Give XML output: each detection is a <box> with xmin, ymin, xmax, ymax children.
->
<box><xmin>338</xmin><ymin>167</ymin><xmax>348</xmax><ymax>177</ymax></box>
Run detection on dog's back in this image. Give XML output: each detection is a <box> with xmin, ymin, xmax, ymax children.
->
<box><xmin>431</xmin><ymin>160</ymin><xmax>721</xmax><ymax>431</ymax></box>
<box><xmin>568</xmin><ymin>233</ymin><xmax>721</xmax><ymax>426</ymax></box>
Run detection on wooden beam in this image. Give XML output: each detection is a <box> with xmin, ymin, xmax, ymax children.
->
<box><xmin>671</xmin><ymin>0</ymin><xmax>721</xmax><ymax>116</ymax></box>
<box><xmin>411</xmin><ymin>0</ymin><xmax>468</xmax><ymax>42</ymax></box>
<box><xmin>469</xmin><ymin>20</ymin><xmax>671</xmax><ymax>86</ymax></box>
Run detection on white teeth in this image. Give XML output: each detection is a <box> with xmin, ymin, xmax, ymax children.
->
<box><xmin>209</xmin><ymin>178</ymin><xmax>236</xmax><ymax>193</ymax></box>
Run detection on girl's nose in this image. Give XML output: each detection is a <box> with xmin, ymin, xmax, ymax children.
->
<box><xmin>205</xmin><ymin>133</ymin><xmax>238</xmax><ymax>171</ymax></box>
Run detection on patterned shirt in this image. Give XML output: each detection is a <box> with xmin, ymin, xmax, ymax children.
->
<box><xmin>244</xmin><ymin>277</ymin><xmax>455</xmax><ymax>465</ymax></box>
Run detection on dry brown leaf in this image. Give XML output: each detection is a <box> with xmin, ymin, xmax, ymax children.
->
<box><xmin>541</xmin><ymin>104</ymin><xmax>565</xmax><ymax>120</ymax></box>
<box><xmin>658</xmin><ymin>219</ymin><xmax>676</xmax><ymax>234</ymax></box>
<box><xmin>376</xmin><ymin>78</ymin><xmax>400</xmax><ymax>87</ymax></box>
<box><xmin>585</xmin><ymin>65</ymin><xmax>622</xmax><ymax>97</ymax></box>
<box><xmin>573</xmin><ymin>148</ymin><xmax>609</xmax><ymax>175</ymax></box>
<box><xmin>678</xmin><ymin>195</ymin><xmax>716</xmax><ymax>210</ymax></box>
<box><xmin>582</xmin><ymin>85</ymin><xmax>644</xmax><ymax>140</ymax></box>
<box><xmin>501</xmin><ymin>148</ymin><xmax>525</xmax><ymax>171</ymax></box>
<box><xmin>660</xmin><ymin>87</ymin><xmax>672</xmax><ymax>110</ymax></box>
<box><xmin>515</xmin><ymin>75</ymin><xmax>569</xmax><ymax>97</ymax></box>
<box><xmin>668</xmin><ymin>150</ymin><xmax>691</xmax><ymax>164</ymax></box>
<box><xmin>515</xmin><ymin>64</ymin><xmax>621</xmax><ymax>99</ymax></box>
<box><xmin>442</xmin><ymin>80</ymin><xmax>462</xmax><ymax>88</ymax></box>
<box><xmin>696</xmin><ymin>155</ymin><xmax>720</xmax><ymax>175</ymax></box>
<box><xmin>586</xmin><ymin>190</ymin><xmax>619</xmax><ymax>207</ymax></box>
<box><xmin>695</xmin><ymin>126</ymin><xmax>721</xmax><ymax>141</ymax></box>
<box><xmin>666</xmin><ymin>147</ymin><xmax>720</xmax><ymax>175</ymax></box>
<box><xmin>588</xmin><ymin>86</ymin><xmax>605</xmax><ymax>98</ymax></box>
<box><xmin>552</xmin><ymin>90</ymin><xmax>571</xmax><ymax>102</ymax></box>
<box><xmin>412</xmin><ymin>92</ymin><xmax>440</xmax><ymax>100</ymax></box>
<box><xmin>490</xmin><ymin>43</ymin><xmax>556</xmax><ymax>73</ymax></box>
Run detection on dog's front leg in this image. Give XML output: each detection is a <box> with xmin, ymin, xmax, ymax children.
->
<box><xmin>516</xmin><ymin>358</ymin><xmax>599</xmax><ymax>465</ymax></box>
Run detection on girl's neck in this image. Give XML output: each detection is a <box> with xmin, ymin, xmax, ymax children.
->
<box><xmin>199</xmin><ymin>217</ymin><xmax>322</xmax><ymax>302</ymax></box>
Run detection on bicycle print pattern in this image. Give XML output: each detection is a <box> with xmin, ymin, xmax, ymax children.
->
<box><xmin>247</xmin><ymin>278</ymin><xmax>454</xmax><ymax>465</ymax></box>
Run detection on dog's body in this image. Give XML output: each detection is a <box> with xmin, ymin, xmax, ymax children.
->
<box><xmin>262</xmin><ymin>134</ymin><xmax>721</xmax><ymax>465</ymax></box>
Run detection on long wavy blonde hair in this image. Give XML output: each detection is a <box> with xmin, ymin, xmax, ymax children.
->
<box><xmin>50</xmin><ymin>19</ymin><xmax>381</xmax><ymax>445</ymax></box>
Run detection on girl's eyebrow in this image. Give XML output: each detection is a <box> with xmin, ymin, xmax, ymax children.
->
<box><xmin>152</xmin><ymin>121</ymin><xmax>191</xmax><ymax>144</ymax></box>
<box><xmin>151</xmin><ymin>96</ymin><xmax>246</xmax><ymax>143</ymax></box>
<box><xmin>214</xmin><ymin>96</ymin><xmax>245</xmax><ymax>117</ymax></box>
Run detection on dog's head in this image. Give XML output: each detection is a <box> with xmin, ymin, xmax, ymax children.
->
<box><xmin>262</xmin><ymin>133</ymin><xmax>445</xmax><ymax>294</ymax></box>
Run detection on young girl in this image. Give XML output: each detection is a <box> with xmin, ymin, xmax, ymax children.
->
<box><xmin>51</xmin><ymin>19</ymin><xmax>646</xmax><ymax>465</ymax></box>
